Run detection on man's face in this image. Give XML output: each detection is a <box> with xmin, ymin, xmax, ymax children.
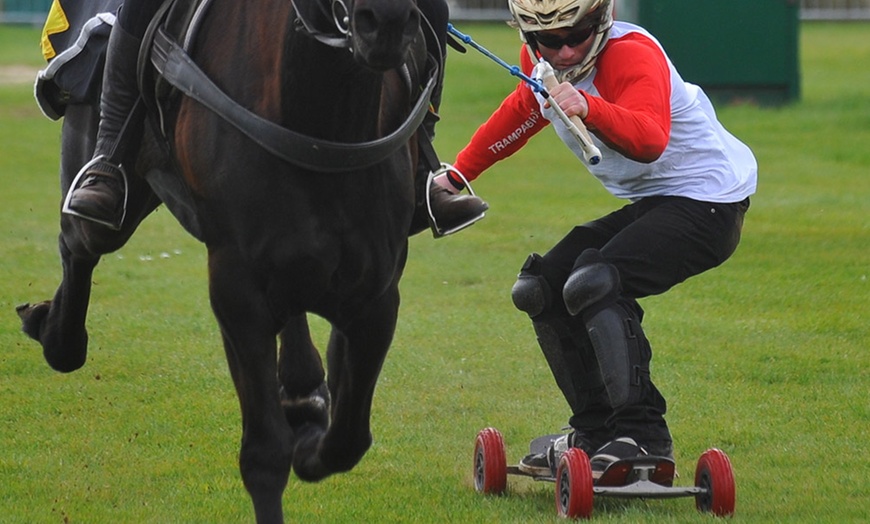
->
<box><xmin>532</xmin><ymin>24</ymin><xmax>596</xmax><ymax>71</ymax></box>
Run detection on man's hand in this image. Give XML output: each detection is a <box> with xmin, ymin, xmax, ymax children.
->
<box><xmin>545</xmin><ymin>82</ymin><xmax>589</xmax><ymax>119</ymax></box>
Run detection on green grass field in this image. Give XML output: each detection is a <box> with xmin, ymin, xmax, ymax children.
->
<box><xmin>1</xmin><ymin>21</ymin><xmax>868</xmax><ymax>523</ymax></box>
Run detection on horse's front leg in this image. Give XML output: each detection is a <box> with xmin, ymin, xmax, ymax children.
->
<box><xmin>292</xmin><ymin>284</ymin><xmax>400</xmax><ymax>481</ymax></box>
<box><xmin>18</xmin><ymin>186</ymin><xmax>159</xmax><ymax>373</ymax></box>
<box><xmin>278</xmin><ymin>314</ymin><xmax>329</xmax><ymax>430</ymax></box>
<box><xmin>17</xmin><ymin>231</ymin><xmax>96</xmax><ymax>372</ymax></box>
<box><xmin>17</xmin><ymin>103</ymin><xmax>160</xmax><ymax>372</ymax></box>
<box><xmin>209</xmin><ymin>250</ymin><xmax>292</xmax><ymax>524</ymax></box>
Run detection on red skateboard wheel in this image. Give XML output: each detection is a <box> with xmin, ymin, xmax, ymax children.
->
<box><xmin>695</xmin><ymin>448</ymin><xmax>736</xmax><ymax>516</ymax></box>
<box><xmin>555</xmin><ymin>448</ymin><xmax>594</xmax><ymax>519</ymax></box>
<box><xmin>473</xmin><ymin>427</ymin><xmax>507</xmax><ymax>494</ymax></box>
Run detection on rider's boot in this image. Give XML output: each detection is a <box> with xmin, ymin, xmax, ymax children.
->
<box><xmin>409</xmin><ymin>104</ymin><xmax>489</xmax><ymax>237</ymax></box>
<box><xmin>64</xmin><ymin>23</ymin><xmax>142</xmax><ymax>230</ymax></box>
<box><xmin>425</xmin><ymin>163</ymin><xmax>490</xmax><ymax>236</ymax></box>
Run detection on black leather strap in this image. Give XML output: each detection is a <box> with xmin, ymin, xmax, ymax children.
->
<box><xmin>151</xmin><ymin>28</ymin><xmax>437</xmax><ymax>173</ymax></box>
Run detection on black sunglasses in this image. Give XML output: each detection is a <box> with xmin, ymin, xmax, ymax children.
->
<box><xmin>532</xmin><ymin>25</ymin><xmax>596</xmax><ymax>50</ymax></box>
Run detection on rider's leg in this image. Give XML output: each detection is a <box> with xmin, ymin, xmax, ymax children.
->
<box><xmin>562</xmin><ymin>248</ymin><xmax>672</xmax><ymax>460</ymax></box>
<box><xmin>64</xmin><ymin>1</ymin><xmax>161</xmax><ymax>229</ymax></box>
<box><xmin>511</xmin><ymin>253</ymin><xmax>613</xmax><ymax>475</ymax></box>
<box><xmin>410</xmin><ymin>0</ymin><xmax>488</xmax><ymax>236</ymax></box>
<box><xmin>562</xmin><ymin>196</ymin><xmax>749</xmax><ymax>459</ymax></box>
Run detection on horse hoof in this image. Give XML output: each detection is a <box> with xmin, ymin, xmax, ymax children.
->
<box><xmin>291</xmin><ymin>427</ymin><xmax>332</xmax><ymax>483</ymax></box>
<box><xmin>45</xmin><ymin>348</ymin><xmax>88</xmax><ymax>373</ymax></box>
<box><xmin>17</xmin><ymin>301</ymin><xmax>88</xmax><ymax>372</ymax></box>
<box><xmin>16</xmin><ymin>301</ymin><xmax>50</xmax><ymax>341</ymax></box>
<box><xmin>292</xmin><ymin>423</ymin><xmax>372</xmax><ymax>483</ymax></box>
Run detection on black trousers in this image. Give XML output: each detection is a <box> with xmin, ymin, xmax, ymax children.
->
<box><xmin>542</xmin><ymin>196</ymin><xmax>749</xmax><ymax>443</ymax></box>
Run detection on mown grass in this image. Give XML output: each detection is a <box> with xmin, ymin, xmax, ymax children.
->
<box><xmin>1</xmin><ymin>21</ymin><xmax>868</xmax><ymax>523</ymax></box>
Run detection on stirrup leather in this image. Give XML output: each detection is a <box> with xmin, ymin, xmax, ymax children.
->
<box><xmin>426</xmin><ymin>163</ymin><xmax>486</xmax><ymax>238</ymax></box>
<box><xmin>62</xmin><ymin>155</ymin><xmax>129</xmax><ymax>230</ymax></box>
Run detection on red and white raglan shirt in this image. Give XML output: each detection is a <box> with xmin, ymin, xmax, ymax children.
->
<box><xmin>452</xmin><ymin>22</ymin><xmax>757</xmax><ymax>204</ymax></box>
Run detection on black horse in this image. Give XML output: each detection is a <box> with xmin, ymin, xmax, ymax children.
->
<box><xmin>19</xmin><ymin>0</ymin><xmax>435</xmax><ymax>521</ymax></box>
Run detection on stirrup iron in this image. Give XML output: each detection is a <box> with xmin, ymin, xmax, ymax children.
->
<box><xmin>426</xmin><ymin>163</ymin><xmax>486</xmax><ymax>238</ymax></box>
<box><xmin>62</xmin><ymin>155</ymin><xmax>129</xmax><ymax>230</ymax></box>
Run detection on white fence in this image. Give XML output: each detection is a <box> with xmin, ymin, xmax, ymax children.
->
<box><xmin>800</xmin><ymin>0</ymin><xmax>870</xmax><ymax>19</ymax></box>
<box><xmin>447</xmin><ymin>0</ymin><xmax>870</xmax><ymax>21</ymax></box>
<box><xmin>0</xmin><ymin>0</ymin><xmax>51</xmax><ymax>24</ymax></box>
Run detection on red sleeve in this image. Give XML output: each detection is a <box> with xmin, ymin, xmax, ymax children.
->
<box><xmin>453</xmin><ymin>46</ymin><xmax>549</xmax><ymax>181</ymax></box>
<box><xmin>583</xmin><ymin>33</ymin><xmax>671</xmax><ymax>163</ymax></box>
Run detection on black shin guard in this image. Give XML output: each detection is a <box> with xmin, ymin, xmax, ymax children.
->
<box><xmin>530</xmin><ymin>316</ymin><xmax>604</xmax><ymax>416</ymax></box>
<box><xmin>583</xmin><ymin>303</ymin><xmax>648</xmax><ymax>409</ymax></box>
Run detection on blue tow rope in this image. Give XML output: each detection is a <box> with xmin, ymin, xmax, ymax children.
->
<box><xmin>447</xmin><ymin>23</ymin><xmax>549</xmax><ymax>96</ymax></box>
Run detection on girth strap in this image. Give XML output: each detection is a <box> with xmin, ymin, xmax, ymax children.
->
<box><xmin>150</xmin><ymin>28</ymin><xmax>437</xmax><ymax>173</ymax></box>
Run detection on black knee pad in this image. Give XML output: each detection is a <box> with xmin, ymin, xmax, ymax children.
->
<box><xmin>562</xmin><ymin>248</ymin><xmax>621</xmax><ymax>317</ymax></box>
<box><xmin>511</xmin><ymin>253</ymin><xmax>565</xmax><ymax>318</ymax></box>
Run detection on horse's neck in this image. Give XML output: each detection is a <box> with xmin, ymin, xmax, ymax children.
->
<box><xmin>194</xmin><ymin>0</ymin><xmax>402</xmax><ymax>143</ymax></box>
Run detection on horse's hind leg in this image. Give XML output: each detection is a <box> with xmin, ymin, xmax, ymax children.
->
<box><xmin>278</xmin><ymin>314</ymin><xmax>329</xmax><ymax>430</ymax></box>
<box><xmin>209</xmin><ymin>252</ymin><xmax>292</xmax><ymax>524</ymax></box>
<box><xmin>292</xmin><ymin>285</ymin><xmax>400</xmax><ymax>482</ymax></box>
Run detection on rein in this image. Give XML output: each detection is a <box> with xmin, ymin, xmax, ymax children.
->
<box><xmin>150</xmin><ymin>0</ymin><xmax>436</xmax><ymax>173</ymax></box>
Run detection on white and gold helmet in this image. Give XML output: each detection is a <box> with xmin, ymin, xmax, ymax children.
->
<box><xmin>508</xmin><ymin>0</ymin><xmax>614</xmax><ymax>83</ymax></box>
